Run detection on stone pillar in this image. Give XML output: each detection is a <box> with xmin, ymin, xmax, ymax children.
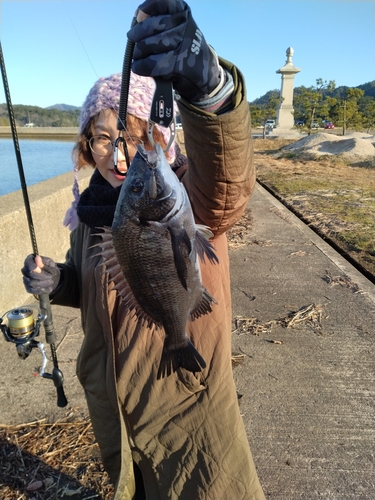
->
<box><xmin>275</xmin><ymin>47</ymin><xmax>301</xmax><ymax>130</ymax></box>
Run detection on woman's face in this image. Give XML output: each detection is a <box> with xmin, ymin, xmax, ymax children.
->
<box><xmin>91</xmin><ymin>109</ymin><xmax>142</xmax><ymax>188</ymax></box>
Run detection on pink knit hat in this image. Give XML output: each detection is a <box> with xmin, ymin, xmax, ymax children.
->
<box><xmin>79</xmin><ymin>72</ymin><xmax>176</xmax><ymax>161</ymax></box>
<box><xmin>63</xmin><ymin>72</ymin><xmax>177</xmax><ymax>231</ymax></box>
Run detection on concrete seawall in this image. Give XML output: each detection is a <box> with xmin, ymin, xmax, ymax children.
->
<box><xmin>0</xmin><ymin>168</ymin><xmax>92</xmax><ymax>312</ymax></box>
<box><xmin>0</xmin><ymin>126</ymin><xmax>79</xmax><ymax>141</ymax></box>
<box><xmin>0</xmin><ymin>128</ymin><xmax>185</xmax><ymax>312</ymax></box>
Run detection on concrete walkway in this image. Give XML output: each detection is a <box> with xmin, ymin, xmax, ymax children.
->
<box><xmin>1</xmin><ymin>183</ymin><xmax>374</xmax><ymax>499</ymax></box>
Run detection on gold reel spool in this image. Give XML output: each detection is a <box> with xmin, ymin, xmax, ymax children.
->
<box><xmin>7</xmin><ymin>308</ymin><xmax>35</xmax><ymax>339</ymax></box>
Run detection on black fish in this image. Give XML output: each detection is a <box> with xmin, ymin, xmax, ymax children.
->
<box><xmin>98</xmin><ymin>144</ymin><xmax>218</xmax><ymax>378</ymax></box>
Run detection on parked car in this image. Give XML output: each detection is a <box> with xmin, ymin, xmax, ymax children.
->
<box><xmin>295</xmin><ymin>120</ymin><xmax>305</xmax><ymax>126</ymax></box>
<box><xmin>324</xmin><ymin>122</ymin><xmax>335</xmax><ymax>129</ymax></box>
<box><xmin>311</xmin><ymin>121</ymin><xmax>320</xmax><ymax>128</ymax></box>
<box><xmin>265</xmin><ymin>119</ymin><xmax>276</xmax><ymax>129</ymax></box>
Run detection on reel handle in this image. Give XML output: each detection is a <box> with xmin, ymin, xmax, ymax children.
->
<box><xmin>39</xmin><ymin>294</ymin><xmax>68</xmax><ymax>407</ymax></box>
<box><xmin>56</xmin><ymin>385</ymin><xmax>68</xmax><ymax>408</ymax></box>
<box><xmin>53</xmin><ymin>369</ymin><xmax>68</xmax><ymax>408</ymax></box>
<box><xmin>42</xmin><ymin>367</ymin><xmax>68</xmax><ymax>408</ymax></box>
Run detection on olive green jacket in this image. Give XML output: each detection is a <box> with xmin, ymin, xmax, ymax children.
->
<box><xmin>52</xmin><ymin>60</ymin><xmax>265</xmax><ymax>500</ymax></box>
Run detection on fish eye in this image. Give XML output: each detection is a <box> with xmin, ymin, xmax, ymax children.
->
<box><xmin>131</xmin><ymin>179</ymin><xmax>144</xmax><ymax>193</ymax></box>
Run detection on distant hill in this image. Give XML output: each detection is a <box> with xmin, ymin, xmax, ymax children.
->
<box><xmin>1</xmin><ymin>80</ymin><xmax>373</xmax><ymax>126</ymax></box>
<box><xmin>356</xmin><ymin>81</ymin><xmax>375</xmax><ymax>98</ymax></box>
<box><xmin>251</xmin><ymin>80</ymin><xmax>375</xmax><ymax>105</ymax></box>
<box><xmin>46</xmin><ymin>104</ymin><xmax>81</xmax><ymax>111</ymax></box>
<box><xmin>0</xmin><ymin>103</ymin><xmax>80</xmax><ymax>127</ymax></box>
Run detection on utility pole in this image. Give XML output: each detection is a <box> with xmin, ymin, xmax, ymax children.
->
<box><xmin>340</xmin><ymin>100</ymin><xmax>347</xmax><ymax>136</ymax></box>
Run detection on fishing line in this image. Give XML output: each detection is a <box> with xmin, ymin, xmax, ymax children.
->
<box><xmin>58</xmin><ymin>1</ymin><xmax>153</xmax><ymax>168</ymax></box>
<box><xmin>59</xmin><ymin>0</ymin><xmax>133</xmax><ymax>139</ymax></box>
<box><xmin>59</xmin><ymin>0</ymin><xmax>100</xmax><ymax>81</ymax></box>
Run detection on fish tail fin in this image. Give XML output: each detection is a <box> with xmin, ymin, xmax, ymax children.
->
<box><xmin>157</xmin><ymin>341</ymin><xmax>206</xmax><ymax>379</ymax></box>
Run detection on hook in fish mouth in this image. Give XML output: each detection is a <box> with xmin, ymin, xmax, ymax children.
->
<box><xmin>141</xmin><ymin>147</ymin><xmax>158</xmax><ymax>168</ymax></box>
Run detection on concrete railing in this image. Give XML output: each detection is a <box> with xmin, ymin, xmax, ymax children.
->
<box><xmin>0</xmin><ymin>169</ymin><xmax>92</xmax><ymax>312</ymax></box>
<box><xmin>0</xmin><ymin>126</ymin><xmax>79</xmax><ymax>140</ymax></box>
<box><xmin>0</xmin><ymin>129</ymin><xmax>186</xmax><ymax>312</ymax></box>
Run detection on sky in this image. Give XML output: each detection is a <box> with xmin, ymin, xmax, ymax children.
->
<box><xmin>0</xmin><ymin>0</ymin><xmax>374</xmax><ymax>108</ymax></box>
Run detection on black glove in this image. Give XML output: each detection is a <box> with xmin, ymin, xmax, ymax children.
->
<box><xmin>21</xmin><ymin>255</ymin><xmax>61</xmax><ymax>295</ymax></box>
<box><xmin>128</xmin><ymin>0</ymin><xmax>221</xmax><ymax>102</ymax></box>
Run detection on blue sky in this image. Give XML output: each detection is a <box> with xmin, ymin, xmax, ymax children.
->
<box><xmin>0</xmin><ymin>0</ymin><xmax>374</xmax><ymax>108</ymax></box>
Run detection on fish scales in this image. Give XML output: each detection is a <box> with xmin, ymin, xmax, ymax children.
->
<box><xmin>115</xmin><ymin>220</ymin><xmax>195</xmax><ymax>326</ymax></box>
<box><xmin>109</xmin><ymin>144</ymin><xmax>218</xmax><ymax>379</ymax></box>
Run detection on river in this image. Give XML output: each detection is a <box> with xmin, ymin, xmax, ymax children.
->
<box><xmin>0</xmin><ymin>138</ymin><xmax>75</xmax><ymax>196</ymax></box>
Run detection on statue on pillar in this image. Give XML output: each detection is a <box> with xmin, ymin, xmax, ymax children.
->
<box><xmin>275</xmin><ymin>47</ymin><xmax>301</xmax><ymax>131</ymax></box>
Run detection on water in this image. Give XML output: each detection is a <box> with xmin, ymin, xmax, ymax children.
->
<box><xmin>0</xmin><ymin>138</ymin><xmax>75</xmax><ymax>196</ymax></box>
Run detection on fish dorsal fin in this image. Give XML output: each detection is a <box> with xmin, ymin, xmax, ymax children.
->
<box><xmin>195</xmin><ymin>225</ymin><xmax>219</xmax><ymax>265</ymax></box>
<box><xmin>91</xmin><ymin>227</ymin><xmax>162</xmax><ymax>330</ymax></box>
<box><xmin>189</xmin><ymin>288</ymin><xmax>218</xmax><ymax>322</ymax></box>
<box><xmin>168</xmin><ymin>226</ymin><xmax>191</xmax><ymax>291</ymax></box>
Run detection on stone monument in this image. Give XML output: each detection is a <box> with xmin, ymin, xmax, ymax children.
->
<box><xmin>274</xmin><ymin>47</ymin><xmax>301</xmax><ymax>132</ymax></box>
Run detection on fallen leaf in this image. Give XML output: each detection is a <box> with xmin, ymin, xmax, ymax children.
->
<box><xmin>26</xmin><ymin>480</ymin><xmax>43</xmax><ymax>491</ymax></box>
<box><xmin>62</xmin><ymin>485</ymin><xmax>84</xmax><ymax>497</ymax></box>
<box><xmin>43</xmin><ymin>477</ymin><xmax>54</xmax><ymax>488</ymax></box>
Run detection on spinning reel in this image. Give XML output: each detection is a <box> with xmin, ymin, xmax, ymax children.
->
<box><xmin>0</xmin><ymin>303</ymin><xmax>67</xmax><ymax>407</ymax></box>
<box><xmin>1</xmin><ymin>305</ymin><xmax>45</xmax><ymax>359</ymax></box>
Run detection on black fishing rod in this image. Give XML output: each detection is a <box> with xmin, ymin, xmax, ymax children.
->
<box><xmin>0</xmin><ymin>40</ymin><xmax>67</xmax><ymax>408</ymax></box>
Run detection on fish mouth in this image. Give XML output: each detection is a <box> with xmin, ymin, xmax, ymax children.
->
<box><xmin>147</xmin><ymin>166</ymin><xmax>174</xmax><ymax>201</ymax></box>
<box><xmin>157</xmin><ymin>193</ymin><xmax>172</xmax><ymax>202</ymax></box>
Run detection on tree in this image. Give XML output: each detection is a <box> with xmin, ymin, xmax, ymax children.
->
<box><xmin>359</xmin><ymin>96</ymin><xmax>375</xmax><ymax>133</ymax></box>
<box><xmin>333</xmin><ymin>88</ymin><xmax>364</xmax><ymax>135</ymax></box>
<box><xmin>319</xmin><ymin>96</ymin><xmax>337</xmax><ymax>123</ymax></box>
<box><xmin>249</xmin><ymin>92</ymin><xmax>280</xmax><ymax>138</ymax></box>
<box><xmin>248</xmin><ymin>104</ymin><xmax>262</xmax><ymax>126</ymax></box>
<box><xmin>294</xmin><ymin>78</ymin><xmax>336</xmax><ymax>134</ymax></box>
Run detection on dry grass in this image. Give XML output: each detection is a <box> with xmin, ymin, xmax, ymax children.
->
<box><xmin>232</xmin><ymin>303</ymin><xmax>325</xmax><ymax>337</ymax></box>
<box><xmin>0</xmin><ymin>418</ymin><xmax>114</xmax><ymax>500</ymax></box>
<box><xmin>253</xmin><ymin>138</ymin><xmax>375</xmax><ymax>278</ymax></box>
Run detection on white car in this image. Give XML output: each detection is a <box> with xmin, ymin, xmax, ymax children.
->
<box><xmin>265</xmin><ymin>119</ymin><xmax>276</xmax><ymax>129</ymax></box>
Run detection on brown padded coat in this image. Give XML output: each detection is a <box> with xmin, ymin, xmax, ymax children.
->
<box><xmin>51</xmin><ymin>60</ymin><xmax>265</xmax><ymax>500</ymax></box>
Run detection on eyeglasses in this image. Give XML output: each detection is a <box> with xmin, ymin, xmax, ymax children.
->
<box><xmin>87</xmin><ymin>135</ymin><xmax>144</xmax><ymax>157</ymax></box>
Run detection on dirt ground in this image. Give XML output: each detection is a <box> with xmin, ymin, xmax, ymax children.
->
<box><xmin>253</xmin><ymin>134</ymin><xmax>375</xmax><ymax>279</ymax></box>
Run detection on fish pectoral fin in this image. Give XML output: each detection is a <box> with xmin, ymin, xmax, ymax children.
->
<box><xmin>169</xmin><ymin>226</ymin><xmax>191</xmax><ymax>290</ymax></box>
<box><xmin>196</xmin><ymin>224</ymin><xmax>214</xmax><ymax>240</ymax></box>
<box><xmin>157</xmin><ymin>339</ymin><xmax>206</xmax><ymax>379</ymax></box>
<box><xmin>189</xmin><ymin>288</ymin><xmax>218</xmax><ymax>321</ymax></box>
<box><xmin>93</xmin><ymin>227</ymin><xmax>131</xmax><ymax>299</ymax></box>
<box><xmin>195</xmin><ymin>227</ymin><xmax>219</xmax><ymax>265</ymax></box>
